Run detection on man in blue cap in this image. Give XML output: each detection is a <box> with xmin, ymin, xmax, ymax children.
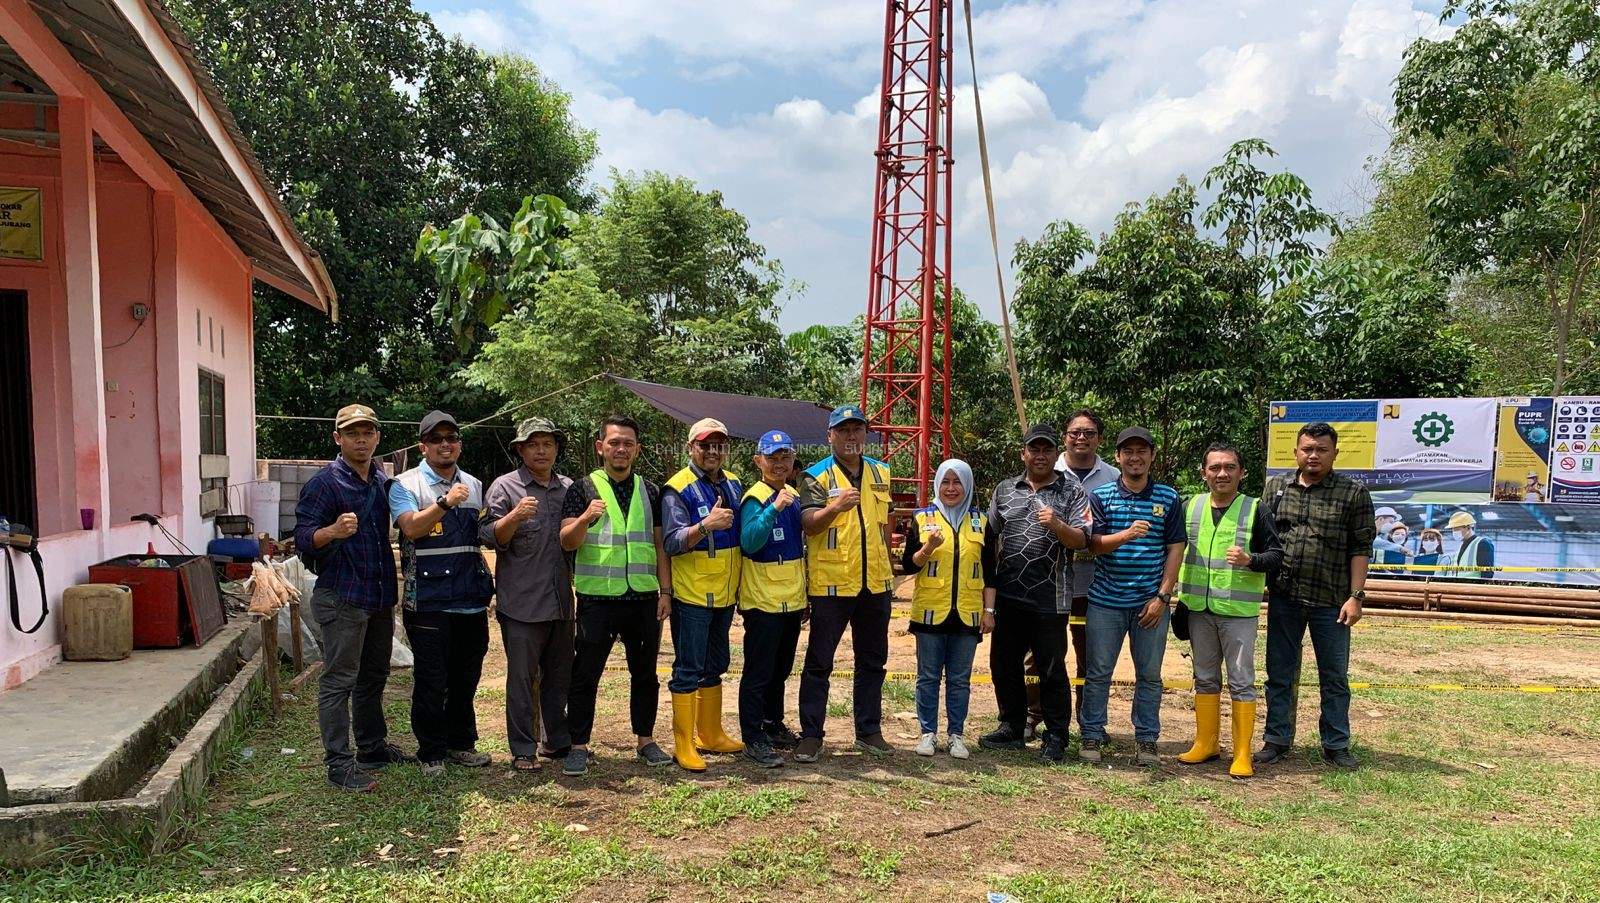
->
<box><xmin>737</xmin><ymin>429</ymin><xmax>808</xmax><ymax>767</ymax></box>
<box><xmin>795</xmin><ymin>405</ymin><xmax>896</xmax><ymax>761</ymax></box>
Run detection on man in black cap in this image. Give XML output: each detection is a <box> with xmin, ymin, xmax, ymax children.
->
<box><xmin>389</xmin><ymin>411</ymin><xmax>495</xmax><ymax>775</ymax></box>
<box><xmin>1078</xmin><ymin>426</ymin><xmax>1186</xmax><ymax>767</ymax></box>
<box><xmin>482</xmin><ymin>417</ymin><xmax>577</xmax><ymax>772</ymax></box>
<box><xmin>979</xmin><ymin>423</ymin><xmax>1090</xmax><ymax>763</ymax></box>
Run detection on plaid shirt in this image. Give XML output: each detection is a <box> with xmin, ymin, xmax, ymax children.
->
<box><xmin>1261</xmin><ymin>469</ymin><xmax>1374</xmax><ymax>608</ymax></box>
<box><xmin>294</xmin><ymin>456</ymin><xmax>398</xmax><ymax>610</ymax></box>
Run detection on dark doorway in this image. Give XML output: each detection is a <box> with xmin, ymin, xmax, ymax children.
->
<box><xmin>0</xmin><ymin>289</ymin><xmax>37</xmax><ymax>529</ymax></box>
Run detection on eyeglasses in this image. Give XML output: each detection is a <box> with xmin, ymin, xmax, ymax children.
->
<box><xmin>1065</xmin><ymin>429</ymin><xmax>1100</xmax><ymax>438</ymax></box>
<box><xmin>424</xmin><ymin>434</ymin><xmax>462</xmax><ymax>445</ymax></box>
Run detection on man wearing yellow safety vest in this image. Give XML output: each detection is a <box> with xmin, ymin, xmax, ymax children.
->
<box><xmin>660</xmin><ymin>418</ymin><xmax>746</xmax><ymax>771</ymax></box>
<box><xmin>558</xmin><ymin>415</ymin><xmax>674</xmax><ymax>777</ymax></box>
<box><xmin>794</xmin><ymin>405</ymin><xmax>896</xmax><ymax>762</ymax></box>
<box><xmin>1175</xmin><ymin>442</ymin><xmax>1282</xmax><ymax>778</ymax></box>
<box><xmin>737</xmin><ymin>429</ymin><xmax>808</xmax><ymax>768</ymax></box>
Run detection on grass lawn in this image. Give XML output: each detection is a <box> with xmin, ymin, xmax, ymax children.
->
<box><xmin>4</xmin><ymin>619</ymin><xmax>1598</xmax><ymax>902</ymax></box>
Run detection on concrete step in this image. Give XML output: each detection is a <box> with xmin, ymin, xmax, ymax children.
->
<box><xmin>0</xmin><ymin>617</ymin><xmax>259</xmax><ymax>805</ymax></box>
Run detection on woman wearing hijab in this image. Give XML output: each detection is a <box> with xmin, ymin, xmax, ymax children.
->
<box><xmin>901</xmin><ymin>459</ymin><xmax>996</xmax><ymax>759</ymax></box>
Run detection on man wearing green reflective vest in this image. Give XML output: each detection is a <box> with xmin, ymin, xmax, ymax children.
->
<box><xmin>559</xmin><ymin>414</ymin><xmax>674</xmax><ymax>777</ymax></box>
<box><xmin>1175</xmin><ymin>442</ymin><xmax>1281</xmax><ymax>778</ymax></box>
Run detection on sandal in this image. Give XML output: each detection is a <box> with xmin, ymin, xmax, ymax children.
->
<box><xmin>512</xmin><ymin>755</ymin><xmax>542</xmax><ymax>772</ymax></box>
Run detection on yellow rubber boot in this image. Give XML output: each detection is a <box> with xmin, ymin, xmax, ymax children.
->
<box><xmin>694</xmin><ymin>686</ymin><xmax>744</xmax><ymax>753</ymax></box>
<box><xmin>1230</xmin><ymin>700</ymin><xmax>1257</xmax><ymax>778</ymax></box>
<box><xmin>1178</xmin><ymin>693</ymin><xmax>1222</xmax><ymax>763</ymax></box>
<box><xmin>671</xmin><ymin>692</ymin><xmax>707</xmax><ymax>772</ymax></box>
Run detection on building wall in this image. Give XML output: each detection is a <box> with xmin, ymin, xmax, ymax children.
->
<box><xmin>0</xmin><ymin>146</ymin><xmax>257</xmax><ymax>691</ymax></box>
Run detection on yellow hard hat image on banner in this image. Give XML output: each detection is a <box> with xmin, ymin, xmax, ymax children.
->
<box><xmin>0</xmin><ymin>186</ymin><xmax>42</xmax><ymax>261</ymax></box>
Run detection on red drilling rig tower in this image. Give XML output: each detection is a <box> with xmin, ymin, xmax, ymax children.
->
<box><xmin>860</xmin><ymin>0</ymin><xmax>954</xmax><ymax>508</ymax></box>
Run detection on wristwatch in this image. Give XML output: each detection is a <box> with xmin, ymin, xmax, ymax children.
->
<box><xmin>983</xmin><ymin>607</ymin><xmax>996</xmax><ymax>614</ymax></box>
<box><xmin>1352</xmin><ymin>589</ymin><xmax>1366</xmax><ymax>602</ymax></box>
<box><xmin>435</xmin><ymin>497</ymin><xmax>453</xmax><ymax>510</ymax></box>
<box><xmin>1157</xmin><ymin>591</ymin><xmax>1173</xmax><ymax>605</ymax></box>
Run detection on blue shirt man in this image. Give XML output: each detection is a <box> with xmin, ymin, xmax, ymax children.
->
<box><xmin>1078</xmin><ymin>427</ymin><xmax>1187</xmax><ymax>766</ymax></box>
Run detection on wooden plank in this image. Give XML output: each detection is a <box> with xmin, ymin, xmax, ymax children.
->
<box><xmin>174</xmin><ymin>556</ymin><xmax>226</xmax><ymax>646</ymax></box>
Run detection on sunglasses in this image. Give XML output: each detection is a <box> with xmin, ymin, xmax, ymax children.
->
<box><xmin>423</xmin><ymin>434</ymin><xmax>462</xmax><ymax>445</ymax></box>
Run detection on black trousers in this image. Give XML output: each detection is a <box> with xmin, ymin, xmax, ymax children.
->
<box><xmin>993</xmin><ymin>602</ymin><xmax>1071</xmax><ymax>737</ymax></box>
<box><xmin>500</xmin><ymin>615</ymin><xmax>575</xmax><ymax>758</ymax></box>
<box><xmin>402</xmin><ymin>608</ymin><xmax>489</xmax><ymax>763</ymax></box>
<box><xmin>739</xmin><ymin>608</ymin><xmax>804</xmax><ymax>743</ymax></box>
<box><xmin>567</xmin><ymin>597</ymin><xmax>662</xmax><ymax>744</ymax></box>
<box><xmin>1028</xmin><ymin>594</ymin><xmax>1088</xmax><ymax>721</ymax></box>
<box><xmin>798</xmin><ymin>591</ymin><xmax>891</xmax><ymax>740</ymax></box>
<box><xmin>312</xmin><ymin>586</ymin><xmax>393</xmax><ymax>769</ymax></box>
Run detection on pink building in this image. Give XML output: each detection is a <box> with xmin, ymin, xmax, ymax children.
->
<box><xmin>0</xmin><ymin>1</ymin><xmax>335</xmax><ymax>690</ymax></box>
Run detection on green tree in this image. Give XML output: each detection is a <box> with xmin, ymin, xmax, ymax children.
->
<box><xmin>415</xmin><ymin>195</ymin><xmax>578</xmax><ymax>347</ymax></box>
<box><xmin>1394</xmin><ymin>0</ymin><xmax>1600</xmax><ymax>393</ymax></box>
<box><xmin>428</xmin><ymin>172</ymin><xmax>794</xmax><ymax>468</ymax></box>
<box><xmin>169</xmin><ymin>0</ymin><xmax>597</xmax><ymax>464</ymax></box>
<box><xmin>1014</xmin><ymin>179</ymin><xmax>1260</xmax><ymax>485</ymax></box>
<box><xmin>1267</xmin><ymin>256</ymin><xmax>1479</xmax><ymax>400</ymax></box>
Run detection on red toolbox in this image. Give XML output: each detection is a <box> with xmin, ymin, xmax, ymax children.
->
<box><xmin>86</xmin><ymin>554</ymin><xmax>227</xmax><ymax>648</ymax></box>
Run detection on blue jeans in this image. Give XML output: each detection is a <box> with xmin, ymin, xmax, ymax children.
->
<box><xmin>914</xmin><ymin>632</ymin><xmax>979</xmax><ymax>735</ymax></box>
<box><xmin>1079</xmin><ymin>602</ymin><xmax>1169</xmax><ymax>743</ymax></box>
<box><xmin>668</xmin><ymin>600</ymin><xmax>734</xmax><ymax>694</ymax></box>
<box><xmin>1264</xmin><ymin>595</ymin><xmax>1351</xmax><ymax>750</ymax></box>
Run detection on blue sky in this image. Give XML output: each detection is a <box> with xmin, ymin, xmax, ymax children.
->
<box><xmin>415</xmin><ymin>0</ymin><xmax>1450</xmax><ymax>330</ymax></box>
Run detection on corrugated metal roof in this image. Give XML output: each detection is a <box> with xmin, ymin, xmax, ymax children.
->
<box><xmin>1</xmin><ymin>0</ymin><xmax>335</xmax><ymax>316</ymax></box>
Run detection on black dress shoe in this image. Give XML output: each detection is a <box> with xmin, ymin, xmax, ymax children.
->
<box><xmin>1322</xmin><ymin>746</ymin><xmax>1359</xmax><ymax>770</ymax></box>
<box><xmin>1252</xmin><ymin>742</ymin><xmax>1292</xmax><ymax>765</ymax></box>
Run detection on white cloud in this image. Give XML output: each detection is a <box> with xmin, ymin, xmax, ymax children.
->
<box><xmin>426</xmin><ymin>0</ymin><xmax>1443</xmax><ymax>328</ymax></box>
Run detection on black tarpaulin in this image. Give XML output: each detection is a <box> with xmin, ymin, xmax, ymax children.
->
<box><xmin>607</xmin><ymin>375</ymin><xmax>836</xmax><ymax>445</ymax></box>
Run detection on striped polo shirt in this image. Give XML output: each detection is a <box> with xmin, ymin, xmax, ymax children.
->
<box><xmin>1087</xmin><ymin>478</ymin><xmax>1185</xmax><ymax>608</ymax></box>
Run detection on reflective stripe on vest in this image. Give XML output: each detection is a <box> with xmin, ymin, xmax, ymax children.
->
<box><xmin>1177</xmin><ymin>494</ymin><xmax>1266</xmax><ymax>616</ymax></box>
<box><xmin>739</xmin><ymin>481</ymin><xmax>807</xmax><ymax>613</ymax></box>
<box><xmin>908</xmin><ymin>507</ymin><xmax>986</xmax><ymax>627</ymax></box>
<box><xmin>804</xmin><ymin>457</ymin><xmax>894</xmax><ymax>598</ymax></box>
<box><xmin>574</xmin><ymin>470</ymin><xmax>659</xmax><ymax>595</ymax></box>
<box><xmin>665</xmin><ymin>466</ymin><xmax>742</xmax><ymax>607</ymax></box>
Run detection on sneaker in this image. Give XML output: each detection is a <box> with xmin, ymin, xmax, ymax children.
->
<box><xmin>856</xmin><ymin>733</ymin><xmax>893</xmax><ymax>757</ymax></box>
<box><xmin>448</xmin><ymin>749</ymin><xmax>491</xmax><ymax>768</ymax></box>
<box><xmin>328</xmin><ymin>764</ymin><xmax>377</xmax><ymax>792</ymax></box>
<box><xmin>915</xmin><ymin>732</ymin><xmax>937</xmax><ymax>756</ymax></box>
<box><xmin>947</xmin><ymin>734</ymin><xmax>970</xmax><ymax>760</ymax></box>
<box><xmin>419</xmin><ymin>759</ymin><xmax>446</xmax><ymax>778</ymax></box>
<box><xmin>636</xmin><ymin>742</ymin><xmax>672</xmax><ymax>767</ymax></box>
<box><xmin>1040</xmin><ymin>731</ymin><xmax>1066</xmax><ymax>764</ymax></box>
<box><xmin>355</xmin><ymin>743</ymin><xmax>416</xmax><ymax>771</ymax></box>
<box><xmin>563</xmin><ymin>747</ymin><xmax>590</xmax><ymax>777</ymax></box>
<box><xmin>1323</xmin><ymin>746</ymin><xmax>1359</xmax><ymax>770</ymax></box>
<box><xmin>1253</xmin><ymin>741</ymin><xmax>1292</xmax><ymax>766</ymax></box>
<box><xmin>793</xmin><ymin>737</ymin><xmax>824</xmax><ymax>763</ymax></box>
<box><xmin>979</xmin><ymin>724</ymin><xmax>1026</xmax><ymax>751</ymax></box>
<box><xmin>1078</xmin><ymin>738</ymin><xmax>1103</xmax><ymax>764</ymax></box>
<box><xmin>1136</xmin><ymin>741</ymin><xmax>1160</xmax><ymax>767</ymax></box>
<box><xmin>744</xmin><ymin>740</ymin><xmax>784</xmax><ymax>768</ymax></box>
<box><xmin>764</xmin><ymin>723</ymin><xmax>801</xmax><ymax>750</ymax></box>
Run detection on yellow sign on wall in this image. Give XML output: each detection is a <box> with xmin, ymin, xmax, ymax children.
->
<box><xmin>0</xmin><ymin>186</ymin><xmax>42</xmax><ymax>260</ymax></box>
